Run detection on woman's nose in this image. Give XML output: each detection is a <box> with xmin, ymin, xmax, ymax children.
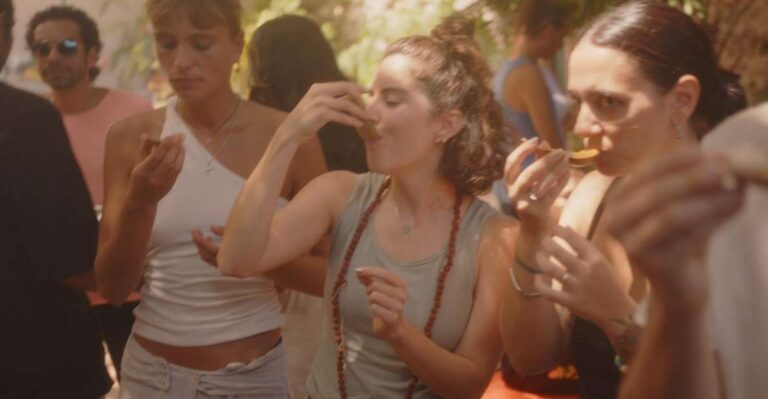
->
<box><xmin>573</xmin><ymin>107</ymin><xmax>603</xmax><ymax>139</ymax></box>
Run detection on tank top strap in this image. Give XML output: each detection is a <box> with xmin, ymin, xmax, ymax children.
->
<box><xmin>587</xmin><ymin>177</ymin><xmax>624</xmax><ymax>241</ymax></box>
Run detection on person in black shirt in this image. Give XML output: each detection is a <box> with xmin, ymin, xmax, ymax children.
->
<box><xmin>0</xmin><ymin>1</ymin><xmax>112</xmax><ymax>397</ymax></box>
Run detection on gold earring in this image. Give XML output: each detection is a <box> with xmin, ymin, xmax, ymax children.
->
<box><xmin>233</xmin><ymin>62</ymin><xmax>241</xmax><ymax>73</ymax></box>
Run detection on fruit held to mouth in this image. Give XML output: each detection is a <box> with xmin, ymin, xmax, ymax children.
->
<box><xmin>568</xmin><ymin>149</ymin><xmax>600</xmax><ymax>168</ymax></box>
<box><xmin>534</xmin><ymin>144</ymin><xmax>600</xmax><ymax>168</ymax></box>
<box><xmin>356</xmin><ymin>120</ymin><xmax>380</xmax><ymax>141</ymax></box>
<box><xmin>341</xmin><ymin>94</ymin><xmax>381</xmax><ymax>140</ymax></box>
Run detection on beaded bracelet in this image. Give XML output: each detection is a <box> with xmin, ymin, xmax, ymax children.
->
<box><xmin>516</xmin><ymin>255</ymin><xmax>544</xmax><ymax>274</ymax></box>
<box><xmin>509</xmin><ymin>265</ymin><xmax>543</xmax><ymax>299</ymax></box>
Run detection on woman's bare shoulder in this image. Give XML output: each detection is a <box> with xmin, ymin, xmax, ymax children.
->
<box><xmin>561</xmin><ymin>171</ymin><xmax>617</xmax><ymax>232</ymax></box>
<box><xmin>241</xmin><ymin>101</ymin><xmax>288</xmax><ymax>136</ymax></box>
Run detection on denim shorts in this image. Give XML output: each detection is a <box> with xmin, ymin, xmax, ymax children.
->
<box><xmin>119</xmin><ymin>335</ymin><xmax>291</xmax><ymax>399</ymax></box>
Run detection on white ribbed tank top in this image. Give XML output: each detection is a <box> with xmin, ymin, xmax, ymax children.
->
<box><xmin>132</xmin><ymin>97</ymin><xmax>285</xmax><ymax>346</ymax></box>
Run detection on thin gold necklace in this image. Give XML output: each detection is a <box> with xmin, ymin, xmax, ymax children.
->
<box><xmin>177</xmin><ymin>98</ymin><xmax>241</xmax><ymax>174</ymax></box>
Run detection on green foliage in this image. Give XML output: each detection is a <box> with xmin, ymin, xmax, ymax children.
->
<box><xmin>105</xmin><ymin>0</ymin><xmax>766</xmax><ymax>103</ymax></box>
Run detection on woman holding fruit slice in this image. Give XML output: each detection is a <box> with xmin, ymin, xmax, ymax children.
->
<box><xmin>499</xmin><ymin>2</ymin><xmax>746</xmax><ymax>399</ymax></box>
<box><xmin>218</xmin><ymin>15</ymin><xmax>515</xmax><ymax>399</ymax></box>
<box><xmin>94</xmin><ymin>1</ymin><xmax>326</xmax><ymax>397</ymax></box>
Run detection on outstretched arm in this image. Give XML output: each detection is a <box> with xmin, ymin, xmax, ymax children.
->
<box><xmin>218</xmin><ymin>82</ymin><xmax>368</xmax><ymax>277</ymax></box>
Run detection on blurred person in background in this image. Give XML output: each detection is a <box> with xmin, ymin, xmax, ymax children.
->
<box><xmin>26</xmin><ymin>5</ymin><xmax>152</xmax><ymax>377</ymax></box>
<box><xmin>0</xmin><ymin>0</ymin><xmax>112</xmax><ymax>397</ymax></box>
<box><xmin>493</xmin><ymin>0</ymin><xmax>571</xmax><ymax>149</ymax></box>
<box><xmin>246</xmin><ymin>14</ymin><xmax>365</xmax><ymax>399</ymax></box>
<box><xmin>489</xmin><ymin>0</ymin><xmax>573</xmax><ymax>215</ymax></box>
<box><xmin>249</xmin><ymin>14</ymin><xmax>367</xmax><ymax>174</ymax></box>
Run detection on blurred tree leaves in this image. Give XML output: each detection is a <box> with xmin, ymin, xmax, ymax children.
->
<box><xmin>105</xmin><ymin>0</ymin><xmax>767</xmax><ymax>103</ymax></box>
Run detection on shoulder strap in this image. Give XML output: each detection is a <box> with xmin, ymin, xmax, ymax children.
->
<box><xmin>587</xmin><ymin>177</ymin><xmax>624</xmax><ymax>241</ymax></box>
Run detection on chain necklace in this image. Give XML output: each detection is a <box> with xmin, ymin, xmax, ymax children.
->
<box><xmin>177</xmin><ymin>97</ymin><xmax>241</xmax><ymax>174</ymax></box>
<box><xmin>330</xmin><ymin>177</ymin><xmax>463</xmax><ymax>398</ymax></box>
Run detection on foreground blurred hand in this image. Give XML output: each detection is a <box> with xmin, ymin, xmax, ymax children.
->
<box><xmin>605</xmin><ymin>148</ymin><xmax>745</xmax><ymax>314</ymax></box>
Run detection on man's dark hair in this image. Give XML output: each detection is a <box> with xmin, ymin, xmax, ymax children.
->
<box><xmin>0</xmin><ymin>0</ymin><xmax>14</xmax><ymax>39</ymax></box>
<box><xmin>25</xmin><ymin>5</ymin><xmax>103</xmax><ymax>80</ymax></box>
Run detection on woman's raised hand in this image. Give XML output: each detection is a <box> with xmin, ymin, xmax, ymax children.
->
<box><xmin>276</xmin><ymin>82</ymin><xmax>369</xmax><ymax>145</ymax></box>
<box><xmin>192</xmin><ymin>225</ymin><xmax>225</xmax><ymax>267</ymax></box>
<box><xmin>127</xmin><ymin>133</ymin><xmax>185</xmax><ymax>207</ymax></box>
<box><xmin>534</xmin><ymin>225</ymin><xmax>636</xmax><ymax>330</ymax></box>
<box><xmin>505</xmin><ymin>138</ymin><xmax>570</xmax><ymax>229</ymax></box>
<box><xmin>605</xmin><ymin>149</ymin><xmax>744</xmax><ymax>312</ymax></box>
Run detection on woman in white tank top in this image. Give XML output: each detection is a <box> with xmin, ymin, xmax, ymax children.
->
<box><xmin>218</xmin><ymin>16</ymin><xmax>518</xmax><ymax>399</ymax></box>
<box><xmin>93</xmin><ymin>1</ymin><xmax>326</xmax><ymax>398</ymax></box>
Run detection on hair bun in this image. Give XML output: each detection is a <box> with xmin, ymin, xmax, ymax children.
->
<box><xmin>430</xmin><ymin>14</ymin><xmax>475</xmax><ymax>42</ymax></box>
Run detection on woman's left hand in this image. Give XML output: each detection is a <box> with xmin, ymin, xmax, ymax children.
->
<box><xmin>533</xmin><ymin>225</ymin><xmax>636</xmax><ymax>332</ymax></box>
<box><xmin>192</xmin><ymin>225</ymin><xmax>225</xmax><ymax>267</ymax></box>
<box><xmin>356</xmin><ymin>267</ymin><xmax>409</xmax><ymax>341</ymax></box>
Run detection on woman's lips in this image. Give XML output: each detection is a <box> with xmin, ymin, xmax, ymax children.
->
<box><xmin>171</xmin><ymin>78</ymin><xmax>203</xmax><ymax>90</ymax></box>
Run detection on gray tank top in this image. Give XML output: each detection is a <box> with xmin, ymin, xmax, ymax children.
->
<box><xmin>307</xmin><ymin>173</ymin><xmax>498</xmax><ymax>398</ymax></box>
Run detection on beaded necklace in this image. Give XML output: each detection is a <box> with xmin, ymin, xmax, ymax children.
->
<box><xmin>330</xmin><ymin>177</ymin><xmax>463</xmax><ymax>398</ymax></box>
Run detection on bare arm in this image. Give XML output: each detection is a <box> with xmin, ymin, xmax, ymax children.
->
<box><xmin>620</xmin><ymin>297</ymin><xmax>720</xmax><ymax>399</ymax></box>
<box><xmin>505</xmin><ymin>64</ymin><xmax>564</xmax><ymax>149</ymax></box>
<box><xmin>606</xmin><ymin>149</ymin><xmax>743</xmax><ymax>399</ymax></box>
<box><xmin>95</xmin><ymin>115</ymin><xmax>185</xmax><ymax>305</ymax></box>
<box><xmin>218</xmin><ymin>82</ymin><xmax>368</xmax><ymax>277</ymax></box>
<box><xmin>499</xmin><ymin>140</ymin><xmax>571</xmax><ymax>373</ymax></box>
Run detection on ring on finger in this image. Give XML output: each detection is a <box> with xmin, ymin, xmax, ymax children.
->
<box><xmin>527</xmin><ymin>192</ymin><xmax>539</xmax><ymax>201</ymax></box>
<box><xmin>561</xmin><ymin>272</ymin><xmax>572</xmax><ymax>282</ymax></box>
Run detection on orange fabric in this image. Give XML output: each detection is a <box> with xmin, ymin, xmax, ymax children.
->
<box><xmin>482</xmin><ymin>373</ymin><xmax>578</xmax><ymax>399</ymax></box>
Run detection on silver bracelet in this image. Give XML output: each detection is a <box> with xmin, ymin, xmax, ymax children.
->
<box><xmin>509</xmin><ymin>265</ymin><xmax>543</xmax><ymax>299</ymax></box>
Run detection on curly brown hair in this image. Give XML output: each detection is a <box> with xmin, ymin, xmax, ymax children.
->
<box><xmin>383</xmin><ymin>15</ymin><xmax>506</xmax><ymax>196</ymax></box>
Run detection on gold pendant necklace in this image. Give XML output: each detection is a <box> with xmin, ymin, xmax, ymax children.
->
<box><xmin>178</xmin><ymin>98</ymin><xmax>241</xmax><ymax>174</ymax></box>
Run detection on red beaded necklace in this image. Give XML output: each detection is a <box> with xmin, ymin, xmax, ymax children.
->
<box><xmin>330</xmin><ymin>177</ymin><xmax>463</xmax><ymax>398</ymax></box>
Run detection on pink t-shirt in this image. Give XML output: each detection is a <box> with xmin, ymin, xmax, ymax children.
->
<box><xmin>61</xmin><ymin>89</ymin><xmax>152</xmax><ymax>205</ymax></box>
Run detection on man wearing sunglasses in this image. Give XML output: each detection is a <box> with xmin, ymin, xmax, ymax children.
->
<box><xmin>0</xmin><ymin>0</ymin><xmax>113</xmax><ymax>397</ymax></box>
<box><xmin>25</xmin><ymin>5</ymin><xmax>152</xmax><ymax>381</ymax></box>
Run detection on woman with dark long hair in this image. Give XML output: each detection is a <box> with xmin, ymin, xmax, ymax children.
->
<box><xmin>246</xmin><ymin>14</ymin><xmax>366</xmax><ymax>398</ymax></box>
<box><xmin>501</xmin><ymin>2</ymin><xmax>746</xmax><ymax>398</ymax></box>
<box><xmin>249</xmin><ymin>14</ymin><xmax>367</xmax><ymax>173</ymax></box>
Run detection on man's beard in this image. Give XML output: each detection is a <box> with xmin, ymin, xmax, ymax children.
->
<box><xmin>42</xmin><ymin>67</ymin><xmax>84</xmax><ymax>90</ymax></box>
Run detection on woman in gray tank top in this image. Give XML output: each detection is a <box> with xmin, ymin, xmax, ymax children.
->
<box><xmin>218</xmin><ymin>15</ymin><xmax>518</xmax><ymax>399</ymax></box>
